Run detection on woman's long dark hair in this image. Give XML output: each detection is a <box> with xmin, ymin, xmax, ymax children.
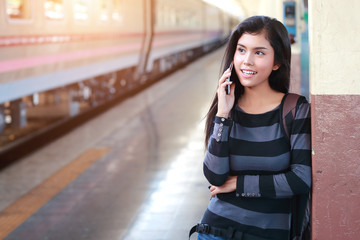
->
<box><xmin>205</xmin><ymin>16</ymin><xmax>292</xmax><ymax>148</ymax></box>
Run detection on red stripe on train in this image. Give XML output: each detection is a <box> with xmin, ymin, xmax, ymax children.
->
<box><xmin>0</xmin><ymin>30</ymin><xmax>221</xmax><ymax>47</ymax></box>
<box><xmin>0</xmin><ymin>34</ymin><xmax>218</xmax><ymax>73</ymax></box>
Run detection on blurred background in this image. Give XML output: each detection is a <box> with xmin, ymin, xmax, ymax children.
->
<box><xmin>0</xmin><ymin>0</ymin><xmax>359</xmax><ymax>239</ymax></box>
<box><xmin>0</xmin><ymin>0</ymin><xmax>308</xmax><ymax>151</ymax></box>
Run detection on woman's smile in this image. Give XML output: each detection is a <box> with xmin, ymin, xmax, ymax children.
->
<box><xmin>240</xmin><ymin>69</ymin><xmax>257</xmax><ymax>77</ymax></box>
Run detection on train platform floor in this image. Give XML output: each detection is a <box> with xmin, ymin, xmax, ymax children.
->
<box><xmin>0</xmin><ymin>47</ymin><xmax>223</xmax><ymax>240</ymax></box>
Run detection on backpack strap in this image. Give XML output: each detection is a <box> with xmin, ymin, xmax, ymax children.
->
<box><xmin>280</xmin><ymin>93</ymin><xmax>301</xmax><ymax>141</ymax></box>
<box><xmin>281</xmin><ymin>93</ymin><xmax>312</xmax><ymax>239</ymax></box>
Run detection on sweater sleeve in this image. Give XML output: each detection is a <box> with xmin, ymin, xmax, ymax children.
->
<box><xmin>236</xmin><ymin>99</ymin><xmax>311</xmax><ymax>198</ymax></box>
<box><xmin>203</xmin><ymin>116</ymin><xmax>233</xmax><ymax>186</ymax></box>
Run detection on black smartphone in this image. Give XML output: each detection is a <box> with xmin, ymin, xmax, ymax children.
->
<box><xmin>226</xmin><ymin>62</ymin><xmax>233</xmax><ymax>95</ymax></box>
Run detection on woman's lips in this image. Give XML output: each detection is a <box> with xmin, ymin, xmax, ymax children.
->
<box><xmin>240</xmin><ymin>69</ymin><xmax>257</xmax><ymax>78</ymax></box>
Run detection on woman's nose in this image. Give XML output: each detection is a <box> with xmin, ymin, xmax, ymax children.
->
<box><xmin>244</xmin><ymin>53</ymin><xmax>254</xmax><ymax>66</ymax></box>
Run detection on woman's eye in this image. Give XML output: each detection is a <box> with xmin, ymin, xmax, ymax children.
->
<box><xmin>238</xmin><ymin>48</ymin><xmax>245</xmax><ymax>53</ymax></box>
<box><xmin>256</xmin><ymin>51</ymin><xmax>265</xmax><ymax>55</ymax></box>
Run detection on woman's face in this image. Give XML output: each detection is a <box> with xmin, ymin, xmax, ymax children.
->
<box><xmin>233</xmin><ymin>31</ymin><xmax>279</xmax><ymax>91</ymax></box>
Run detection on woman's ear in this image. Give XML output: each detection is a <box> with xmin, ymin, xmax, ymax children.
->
<box><xmin>272</xmin><ymin>64</ymin><xmax>280</xmax><ymax>71</ymax></box>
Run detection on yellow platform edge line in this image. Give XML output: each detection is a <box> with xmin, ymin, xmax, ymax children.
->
<box><xmin>0</xmin><ymin>147</ymin><xmax>111</xmax><ymax>239</ymax></box>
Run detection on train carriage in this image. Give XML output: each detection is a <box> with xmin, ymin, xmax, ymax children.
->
<box><xmin>0</xmin><ymin>0</ymin><xmax>238</xmax><ymax>136</ymax></box>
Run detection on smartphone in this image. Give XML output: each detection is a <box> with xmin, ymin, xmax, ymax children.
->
<box><xmin>226</xmin><ymin>62</ymin><xmax>233</xmax><ymax>95</ymax></box>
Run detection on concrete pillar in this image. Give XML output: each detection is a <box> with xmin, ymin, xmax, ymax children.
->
<box><xmin>309</xmin><ymin>0</ymin><xmax>360</xmax><ymax>239</ymax></box>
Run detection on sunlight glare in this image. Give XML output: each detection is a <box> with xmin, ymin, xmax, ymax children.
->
<box><xmin>202</xmin><ymin>0</ymin><xmax>245</xmax><ymax>19</ymax></box>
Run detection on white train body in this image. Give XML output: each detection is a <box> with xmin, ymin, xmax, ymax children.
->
<box><xmin>0</xmin><ymin>0</ymin><xmax>237</xmax><ymax>132</ymax></box>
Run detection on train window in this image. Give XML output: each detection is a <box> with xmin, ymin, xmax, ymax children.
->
<box><xmin>44</xmin><ymin>0</ymin><xmax>64</xmax><ymax>20</ymax></box>
<box><xmin>74</xmin><ymin>0</ymin><xmax>89</xmax><ymax>21</ymax></box>
<box><xmin>155</xmin><ymin>4</ymin><xmax>164</xmax><ymax>26</ymax></box>
<box><xmin>111</xmin><ymin>0</ymin><xmax>123</xmax><ymax>22</ymax></box>
<box><xmin>6</xmin><ymin>0</ymin><xmax>32</xmax><ymax>20</ymax></box>
<box><xmin>98</xmin><ymin>0</ymin><xmax>111</xmax><ymax>22</ymax></box>
<box><xmin>170</xmin><ymin>8</ymin><xmax>176</xmax><ymax>25</ymax></box>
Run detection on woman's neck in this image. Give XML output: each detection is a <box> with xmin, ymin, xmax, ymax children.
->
<box><xmin>237</xmin><ymin>88</ymin><xmax>285</xmax><ymax>114</ymax></box>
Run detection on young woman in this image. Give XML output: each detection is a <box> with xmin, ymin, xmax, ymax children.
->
<box><xmin>196</xmin><ymin>16</ymin><xmax>311</xmax><ymax>240</ymax></box>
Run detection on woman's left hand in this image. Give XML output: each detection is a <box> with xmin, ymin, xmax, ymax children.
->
<box><xmin>209</xmin><ymin>176</ymin><xmax>237</xmax><ymax>198</ymax></box>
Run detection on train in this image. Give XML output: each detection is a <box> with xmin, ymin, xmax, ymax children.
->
<box><xmin>0</xmin><ymin>0</ymin><xmax>238</xmax><ymax>135</ymax></box>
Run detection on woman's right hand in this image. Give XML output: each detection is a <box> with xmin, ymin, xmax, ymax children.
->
<box><xmin>209</xmin><ymin>176</ymin><xmax>237</xmax><ymax>198</ymax></box>
<box><xmin>216</xmin><ymin>67</ymin><xmax>235</xmax><ymax>118</ymax></box>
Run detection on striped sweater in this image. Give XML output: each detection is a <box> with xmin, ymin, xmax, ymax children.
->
<box><xmin>201</xmin><ymin>96</ymin><xmax>311</xmax><ymax>240</ymax></box>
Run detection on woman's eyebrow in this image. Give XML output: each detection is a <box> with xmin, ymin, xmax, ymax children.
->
<box><xmin>237</xmin><ymin>43</ymin><xmax>268</xmax><ymax>50</ymax></box>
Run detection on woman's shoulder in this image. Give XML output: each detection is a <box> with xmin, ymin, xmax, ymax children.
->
<box><xmin>284</xmin><ymin>93</ymin><xmax>310</xmax><ymax>120</ymax></box>
<box><xmin>283</xmin><ymin>93</ymin><xmax>310</xmax><ymax>111</ymax></box>
<box><xmin>285</xmin><ymin>93</ymin><xmax>309</xmax><ymax>103</ymax></box>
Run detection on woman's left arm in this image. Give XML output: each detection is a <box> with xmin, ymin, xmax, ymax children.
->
<box><xmin>211</xmin><ymin>100</ymin><xmax>311</xmax><ymax>198</ymax></box>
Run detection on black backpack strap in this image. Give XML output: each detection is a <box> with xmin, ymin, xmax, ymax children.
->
<box><xmin>281</xmin><ymin>93</ymin><xmax>312</xmax><ymax>239</ymax></box>
<box><xmin>291</xmin><ymin>192</ymin><xmax>312</xmax><ymax>239</ymax></box>
<box><xmin>280</xmin><ymin>93</ymin><xmax>301</xmax><ymax>141</ymax></box>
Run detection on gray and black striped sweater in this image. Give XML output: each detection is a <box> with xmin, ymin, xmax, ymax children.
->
<box><xmin>201</xmin><ymin>96</ymin><xmax>311</xmax><ymax>240</ymax></box>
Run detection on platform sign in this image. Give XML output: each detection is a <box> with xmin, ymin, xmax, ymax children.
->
<box><xmin>283</xmin><ymin>1</ymin><xmax>296</xmax><ymax>43</ymax></box>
